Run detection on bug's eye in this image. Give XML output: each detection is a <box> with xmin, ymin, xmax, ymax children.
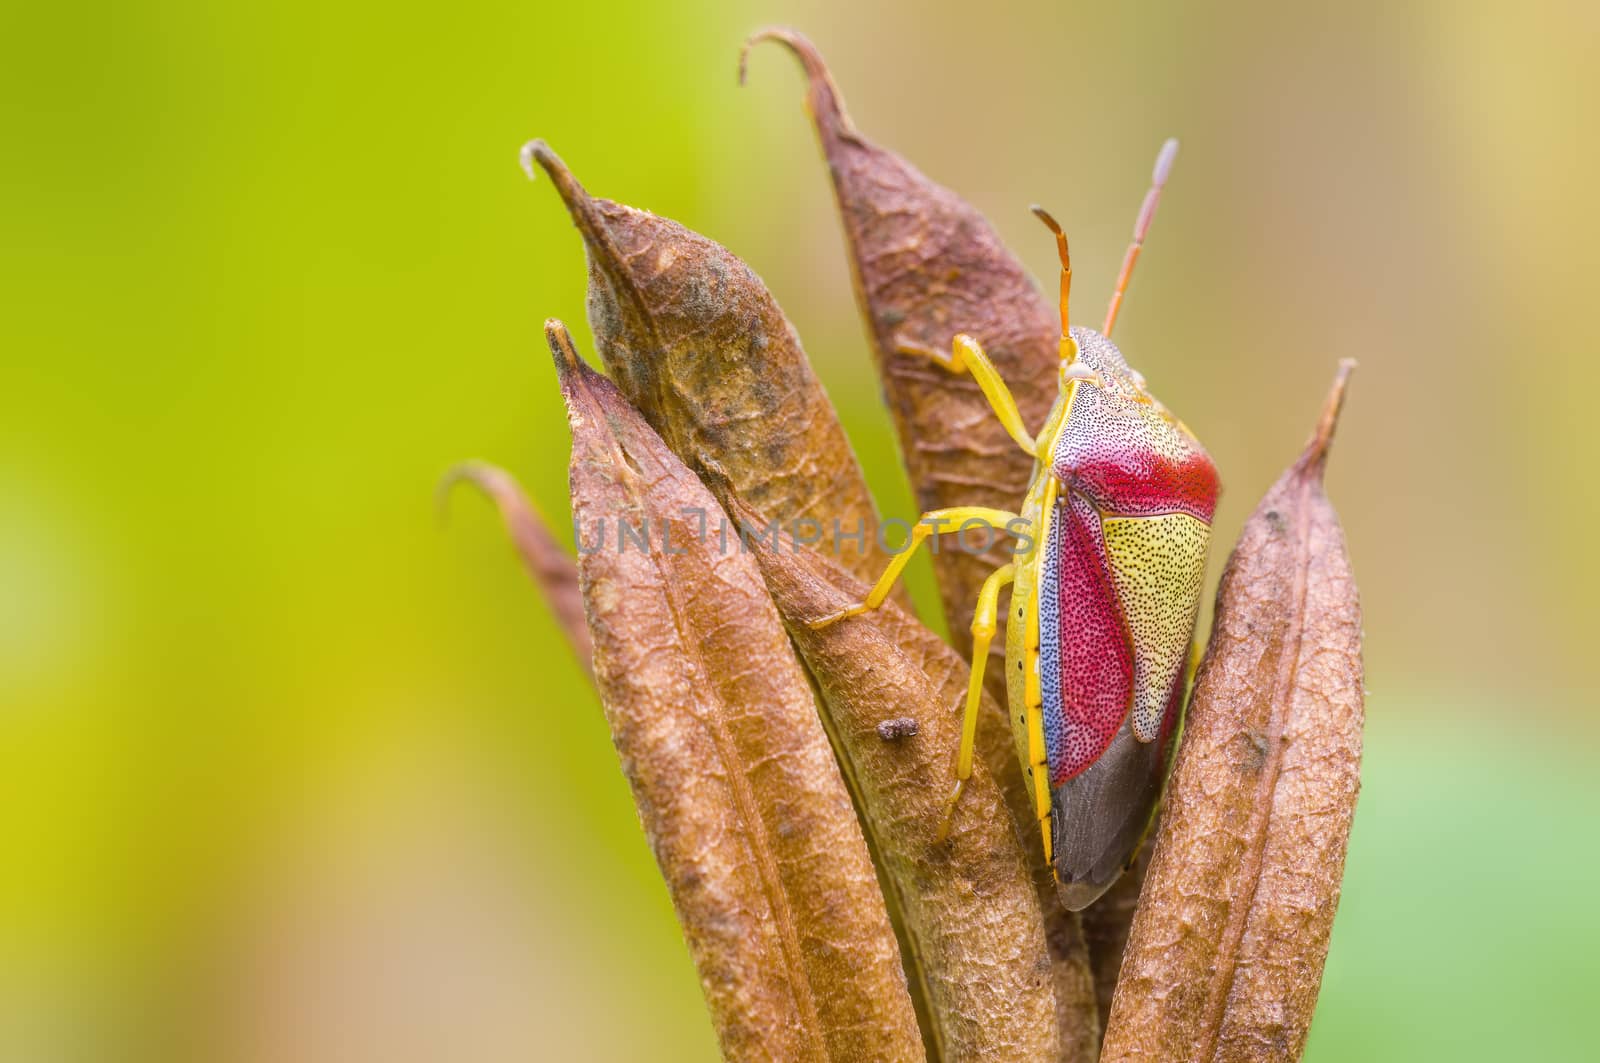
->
<box><xmin>1061</xmin><ymin>363</ymin><xmax>1102</xmax><ymax>386</ymax></box>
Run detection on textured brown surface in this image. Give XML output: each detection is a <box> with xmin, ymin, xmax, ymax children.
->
<box><xmin>741</xmin><ymin>28</ymin><xmax>1059</xmax><ymax>682</ymax></box>
<box><xmin>712</xmin><ymin>485</ymin><xmax>1066</xmax><ymax>1063</ymax></box>
<box><xmin>527</xmin><ymin>141</ymin><xmax>896</xmax><ymax>594</ymax></box>
<box><xmin>439</xmin><ymin>460</ymin><xmax>594</xmax><ymax>678</ymax></box>
<box><xmin>552</xmin><ymin>320</ymin><xmax>923</xmax><ymax>1063</ymax></box>
<box><xmin>1102</xmin><ymin>363</ymin><xmax>1364</xmax><ymax>1063</ymax></box>
<box><xmin>861</xmin><ymin>567</ymin><xmax>1100</xmax><ymax>1062</ymax></box>
<box><xmin>1080</xmin><ymin>838</ymin><xmax>1151</xmax><ymax>1032</ymax></box>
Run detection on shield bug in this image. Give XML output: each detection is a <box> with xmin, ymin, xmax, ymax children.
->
<box><xmin>813</xmin><ymin>139</ymin><xmax>1218</xmax><ymax>910</ymax></box>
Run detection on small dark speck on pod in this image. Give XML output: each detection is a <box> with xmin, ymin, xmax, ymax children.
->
<box><xmin>877</xmin><ymin>717</ymin><xmax>920</xmax><ymax>741</ymax></box>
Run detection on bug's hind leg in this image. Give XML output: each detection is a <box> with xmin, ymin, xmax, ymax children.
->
<box><xmin>935</xmin><ymin>561</ymin><xmax>1016</xmax><ymax>843</ymax></box>
<box><xmin>808</xmin><ymin>507</ymin><xmax>1023</xmax><ymax>629</ymax></box>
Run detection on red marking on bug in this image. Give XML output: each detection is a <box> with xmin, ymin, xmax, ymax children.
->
<box><xmin>1048</xmin><ymin>493</ymin><xmax>1135</xmax><ymax>784</ymax></box>
<box><xmin>1051</xmin><ymin>363</ymin><xmax>1220</xmax><ymax>523</ymax></box>
<box><xmin>1069</xmin><ymin>449</ymin><xmax>1219</xmax><ymax>523</ymax></box>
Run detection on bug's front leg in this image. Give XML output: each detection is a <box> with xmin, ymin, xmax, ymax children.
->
<box><xmin>935</xmin><ymin>560</ymin><xmax>1015</xmax><ymax>843</ymax></box>
<box><xmin>807</xmin><ymin>507</ymin><xmax>1024</xmax><ymax>629</ymax></box>
<box><xmin>895</xmin><ymin>333</ymin><xmax>1039</xmax><ymax>456</ymax></box>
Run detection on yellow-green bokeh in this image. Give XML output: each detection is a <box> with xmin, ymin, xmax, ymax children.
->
<box><xmin>3</xmin><ymin>1</ymin><xmax>1596</xmax><ymax>1059</ymax></box>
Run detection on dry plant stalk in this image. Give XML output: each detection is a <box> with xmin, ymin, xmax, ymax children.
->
<box><xmin>524</xmin><ymin>141</ymin><xmax>897</xmax><ymax>593</ymax></box>
<box><xmin>713</xmin><ymin>485</ymin><xmax>1067</xmax><ymax>1062</ymax></box>
<box><xmin>438</xmin><ymin>460</ymin><xmax>594</xmax><ymax>677</ymax></box>
<box><xmin>551</xmin><ymin>318</ymin><xmax>923</xmax><ymax>1062</ymax></box>
<box><xmin>741</xmin><ymin>28</ymin><xmax>1059</xmax><ymax>677</ymax></box>
<box><xmin>1102</xmin><ymin>362</ymin><xmax>1364</xmax><ymax>1062</ymax></box>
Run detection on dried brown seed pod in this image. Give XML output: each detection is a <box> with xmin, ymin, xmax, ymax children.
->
<box><xmin>552</xmin><ymin>319</ymin><xmax>923</xmax><ymax>1062</ymax></box>
<box><xmin>525</xmin><ymin>140</ymin><xmax>897</xmax><ymax>594</ymax></box>
<box><xmin>1102</xmin><ymin>362</ymin><xmax>1364</xmax><ymax>1062</ymax></box>
<box><xmin>1079</xmin><ymin>836</ymin><xmax>1151</xmax><ymax>1030</ymax></box>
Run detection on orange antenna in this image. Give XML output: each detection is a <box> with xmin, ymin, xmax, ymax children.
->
<box><xmin>1031</xmin><ymin>205</ymin><xmax>1076</xmax><ymax>359</ymax></box>
<box><xmin>1103</xmin><ymin>137</ymin><xmax>1179</xmax><ymax>338</ymax></box>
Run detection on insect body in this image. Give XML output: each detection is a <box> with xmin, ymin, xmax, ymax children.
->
<box><xmin>813</xmin><ymin>140</ymin><xmax>1217</xmax><ymax>910</ymax></box>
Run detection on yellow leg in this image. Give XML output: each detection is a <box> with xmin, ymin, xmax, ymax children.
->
<box><xmin>896</xmin><ymin>334</ymin><xmax>1039</xmax><ymax>456</ymax></box>
<box><xmin>936</xmin><ymin>561</ymin><xmax>1015</xmax><ymax>842</ymax></box>
<box><xmin>808</xmin><ymin>507</ymin><xmax>1024</xmax><ymax>628</ymax></box>
<box><xmin>1025</xmin><ymin>689</ymin><xmax>1054</xmax><ymax>867</ymax></box>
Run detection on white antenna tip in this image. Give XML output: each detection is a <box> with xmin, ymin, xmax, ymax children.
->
<box><xmin>1154</xmin><ymin>138</ymin><xmax>1180</xmax><ymax>185</ymax></box>
<box><xmin>518</xmin><ymin>140</ymin><xmax>540</xmax><ymax>182</ymax></box>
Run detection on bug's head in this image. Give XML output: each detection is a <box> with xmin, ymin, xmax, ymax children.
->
<box><xmin>1066</xmin><ymin>327</ymin><xmax>1162</xmax><ymax>408</ymax></box>
<box><xmin>1058</xmin><ymin>354</ymin><xmax>1102</xmax><ymax>391</ymax></box>
<box><xmin>1050</xmin><ymin>328</ymin><xmax>1174</xmax><ymax>428</ymax></box>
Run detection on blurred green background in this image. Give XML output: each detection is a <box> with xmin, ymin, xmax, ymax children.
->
<box><xmin>3</xmin><ymin>0</ymin><xmax>1597</xmax><ymax>1059</ymax></box>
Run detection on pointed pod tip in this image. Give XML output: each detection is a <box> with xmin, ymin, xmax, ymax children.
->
<box><xmin>517</xmin><ymin>139</ymin><xmax>543</xmax><ymax>182</ymax></box>
<box><xmin>736</xmin><ymin>33</ymin><xmax>761</xmax><ymax>86</ymax></box>
<box><xmin>1298</xmin><ymin>359</ymin><xmax>1358</xmax><ymax>480</ymax></box>
<box><xmin>518</xmin><ymin>139</ymin><xmax>589</xmax><ymax>215</ymax></box>
<box><xmin>519</xmin><ymin>139</ymin><xmax>570</xmax><ymax>186</ymax></box>
<box><xmin>542</xmin><ymin>321</ymin><xmax>636</xmax><ymax>476</ymax></box>
<box><xmin>738</xmin><ymin>26</ymin><xmax>857</xmax><ymax>135</ymax></box>
<box><xmin>436</xmin><ymin>459</ymin><xmax>527</xmax><ymax>532</ymax></box>
<box><xmin>435</xmin><ymin>459</ymin><xmax>492</xmax><ymax>528</ymax></box>
<box><xmin>519</xmin><ymin>143</ymin><xmax>634</xmax><ymax>312</ymax></box>
<box><xmin>545</xmin><ymin>318</ymin><xmax>585</xmax><ymax>384</ymax></box>
<box><xmin>739</xmin><ymin>25</ymin><xmax>806</xmax><ymax>85</ymax></box>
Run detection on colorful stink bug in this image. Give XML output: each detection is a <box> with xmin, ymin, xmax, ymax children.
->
<box><xmin>814</xmin><ymin>139</ymin><xmax>1218</xmax><ymax>910</ymax></box>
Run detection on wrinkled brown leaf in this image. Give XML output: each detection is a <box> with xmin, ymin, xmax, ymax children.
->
<box><xmin>1102</xmin><ymin>362</ymin><xmax>1364</xmax><ymax>1063</ymax></box>
<box><xmin>710</xmin><ymin>483</ymin><xmax>1072</xmax><ymax>1062</ymax></box>
<box><xmin>525</xmin><ymin>140</ymin><xmax>897</xmax><ymax>595</ymax></box>
<box><xmin>552</xmin><ymin>319</ymin><xmax>923</xmax><ymax>1062</ymax></box>
<box><xmin>741</xmin><ymin>28</ymin><xmax>1058</xmax><ymax>675</ymax></box>
<box><xmin>439</xmin><ymin>460</ymin><xmax>594</xmax><ymax>678</ymax></box>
